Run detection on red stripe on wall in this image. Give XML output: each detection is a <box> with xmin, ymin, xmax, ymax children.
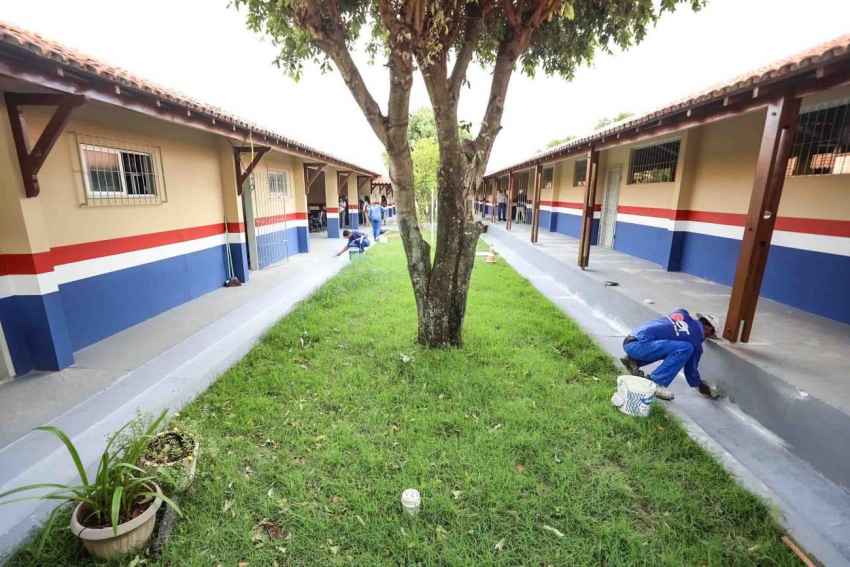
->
<box><xmin>0</xmin><ymin>251</ymin><xmax>56</xmax><ymax>275</ymax></box>
<box><xmin>254</xmin><ymin>212</ymin><xmax>308</xmax><ymax>227</ymax></box>
<box><xmin>50</xmin><ymin>224</ymin><xmax>226</xmax><ymax>266</ymax></box>
<box><xmin>226</xmin><ymin>222</ymin><xmax>245</xmax><ymax>233</ymax></box>
<box><xmin>618</xmin><ymin>206</ymin><xmax>850</xmax><ymax>237</ymax></box>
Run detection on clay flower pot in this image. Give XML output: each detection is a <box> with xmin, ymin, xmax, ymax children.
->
<box><xmin>70</xmin><ymin>484</ymin><xmax>163</xmax><ymax>560</ymax></box>
<box><xmin>141</xmin><ymin>431</ymin><xmax>199</xmax><ymax>492</ymax></box>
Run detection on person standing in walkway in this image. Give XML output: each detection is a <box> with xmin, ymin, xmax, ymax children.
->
<box><xmin>381</xmin><ymin>194</ymin><xmax>388</xmax><ymax>222</ymax></box>
<box><xmin>496</xmin><ymin>189</ymin><xmax>508</xmax><ymax>221</ymax></box>
<box><xmin>369</xmin><ymin>200</ymin><xmax>387</xmax><ymax>241</ymax></box>
<box><xmin>620</xmin><ymin>310</ymin><xmax>719</xmax><ymax>401</ymax></box>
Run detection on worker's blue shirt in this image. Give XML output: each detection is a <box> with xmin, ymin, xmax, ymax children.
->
<box><xmin>347</xmin><ymin>231</ymin><xmax>367</xmax><ymax>245</ymax></box>
<box><xmin>631</xmin><ymin>309</ymin><xmax>704</xmax><ymax>384</ymax></box>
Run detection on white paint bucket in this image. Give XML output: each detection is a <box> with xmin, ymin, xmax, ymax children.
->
<box><xmin>611</xmin><ymin>375</ymin><xmax>657</xmax><ymax>417</ymax></box>
<box><xmin>401</xmin><ymin>489</ymin><xmax>421</xmax><ymax>517</ymax></box>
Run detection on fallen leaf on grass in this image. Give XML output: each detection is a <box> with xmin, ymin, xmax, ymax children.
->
<box><xmin>542</xmin><ymin>525</ymin><xmax>565</xmax><ymax>538</ymax></box>
<box><xmin>315</xmin><ymin>435</ymin><xmax>327</xmax><ymax>442</ymax></box>
<box><xmin>332</xmin><ymin>496</ymin><xmax>343</xmax><ymax>503</ymax></box>
<box><xmin>238</xmin><ymin>563</ymin><xmax>249</xmax><ymax>567</ymax></box>
<box><xmin>435</xmin><ymin>525</ymin><xmax>448</xmax><ymax>539</ymax></box>
<box><xmin>515</xmin><ymin>463</ymin><xmax>525</xmax><ymax>472</ymax></box>
<box><xmin>400</xmin><ymin>354</ymin><xmax>411</xmax><ymax>363</ymax></box>
<box><xmin>356</xmin><ymin>515</ymin><xmax>366</xmax><ymax>526</ymax></box>
<box><xmin>330</xmin><ymin>546</ymin><xmax>340</xmax><ymax>555</ymax></box>
<box><xmin>748</xmin><ymin>544</ymin><xmax>760</xmax><ymax>552</ymax></box>
<box><xmin>451</xmin><ymin>490</ymin><xmax>463</xmax><ymax>499</ymax></box>
<box><xmin>266</xmin><ymin>488</ymin><xmax>274</xmax><ymax>499</ymax></box>
<box><xmin>252</xmin><ymin>520</ymin><xmax>285</xmax><ymax>543</ymax></box>
<box><xmin>658</xmin><ymin>426</ymin><xmax>665</xmax><ymax>431</ymax></box>
<box><xmin>277</xmin><ymin>546</ymin><xmax>288</xmax><ymax>554</ymax></box>
<box><xmin>223</xmin><ymin>499</ymin><xmax>234</xmax><ymax>513</ymax></box>
<box><xmin>494</xmin><ymin>538</ymin><xmax>505</xmax><ymax>550</ymax></box>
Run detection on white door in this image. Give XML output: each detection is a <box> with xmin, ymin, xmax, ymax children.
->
<box><xmin>598</xmin><ymin>166</ymin><xmax>621</xmax><ymax>248</ymax></box>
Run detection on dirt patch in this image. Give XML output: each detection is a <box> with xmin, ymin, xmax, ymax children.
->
<box><xmin>144</xmin><ymin>432</ymin><xmax>195</xmax><ymax>465</ymax></box>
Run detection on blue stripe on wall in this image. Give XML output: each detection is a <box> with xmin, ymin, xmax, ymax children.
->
<box><xmin>328</xmin><ymin>217</ymin><xmax>340</xmax><ymax>238</ymax></box>
<box><xmin>613</xmin><ymin>221</ymin><xmax>676</xmax><ymax>269</ymax></box>
<box><xmin>548</xmin><ymin>212</ymin><xmax>600</xmax><ymax>244</ymax></box>
<box><xmin>256</xmin><ymin>226</ymin><xmax>302</xmax><ymax>269</ymax></box>
<box><xmin>678</xmin><ymin>230</ymin><xmax>850</xmax><ymax>325</ymax></box>
<box><xmin>0</xmin><ymin>292</ymin><xmax>75</xmax><ymax>373</ymax></box>
<box><xmin>297</xmin><ymin>226</ymin><xmax>309</xmax><ymax>253</ymax></box>
<box><xmin>60</xmin><ymin>244</ymin><xmax>228</xmax><ymax>351</ymax></box>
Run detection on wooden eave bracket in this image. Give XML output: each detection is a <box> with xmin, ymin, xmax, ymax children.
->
<box><xmin>356</xmin><ymin>175</ymin><xmax>371</xmax><ymax>192</ymax></box>
<box><xmin>234</xmin><ymin>145</ymin><xmax>271</xmax><ymax>195</ymax></box>
<box><xmin>304</xmin><ymin>162</ymin><xmax>327</xmax><ymax>194</ymax></box>
<box><xmin>337</xmin><ymin>170</ymin><xmax>352</xmax><ymax>193</ymax></box>
<box><xmin>5</xmin><ymin>92</ymin><xmax>88</xmax><ymax>198</ymax></box>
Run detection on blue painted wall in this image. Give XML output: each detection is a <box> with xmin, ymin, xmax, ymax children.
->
<box><xmin>60</xmin><ymin>245</ymin><xmax>228</xmax><ymax>351</ymax></box>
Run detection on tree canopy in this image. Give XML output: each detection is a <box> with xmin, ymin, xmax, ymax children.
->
<box><xmin>235</xmin><ymin>0</ymin><xmax>703</xmax><ymax>346</ymax></box>
<box><xmin>595</xmin><ymin>111</ymin><xmax>635</xmax><ymax>130</ymax></box>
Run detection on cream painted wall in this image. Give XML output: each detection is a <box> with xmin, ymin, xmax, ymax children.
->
<box><xmin>688</xmin><ymin>98</ymin><xmax>850</xmax><ymax>220</ymax></box>
<box><xmin>27</xmin><ymin>101</ymin><xmax>226</xmax><ymax>248</ymax></box>
<box><xmin>248</xmin><ymin>150</ymin><xmax>304</xmax><ymax>218</ymax></box>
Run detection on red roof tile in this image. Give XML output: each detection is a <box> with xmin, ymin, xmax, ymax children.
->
<box><xmin>0</xmin><ymin>21</ymin><xmax>379</xmax><ymax>176</ymax></box>
<box><xmin>488</xmin><ymin>33</ymin><xmax>850</xmax><ymax>177</ymax></box>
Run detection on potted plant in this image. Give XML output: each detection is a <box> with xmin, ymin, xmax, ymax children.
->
<box><xmin>140</xmin><ymin>428</ymin><xmax>199</xmax><ymax>492</ymax></box>
<box><xmin>0</xmin><ymin>409</ymin><xmax>182</xmax><ymax>560</ymax></box>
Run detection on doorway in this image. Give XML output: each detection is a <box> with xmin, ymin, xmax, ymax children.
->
<box><xmin>598</xmin><ymin>165</ymin><xmax>621</xmax><ymax>248</ymax></box>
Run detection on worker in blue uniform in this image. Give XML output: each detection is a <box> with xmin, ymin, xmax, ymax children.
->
<box><xmin>620</xmin><ymin>309</ymin><xmax>719</xmax><ymax>401</ymax></box>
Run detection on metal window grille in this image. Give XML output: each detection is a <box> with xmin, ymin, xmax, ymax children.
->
<box><xmin>269</xmin><ymin>170</ymin><xmax>289</xmax><ymax>196</ymax></box>
<box><xmin>787</xmin><ymin>102</ymin><xmax>850</xmax><ymax>177</ymax></box>
<box><xmin>76</xmin><ymin>133</ymin><xmax>166</xmax><ymax>205</ymax></box>
<box><xmin>628</xmin><ymin>139</ymin><xmax>681</xmax><ymax>184</ymax></box>
<box><xmin>573</xmin><ymin>159</ymin><xmax>588</xmax><ymax>186</ymax></box>
<box><xmin>543</xmin><ymin>167</ymin><xmax>554</xmax><ymax>189</ymax></box>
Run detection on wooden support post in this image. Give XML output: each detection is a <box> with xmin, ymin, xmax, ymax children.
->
<box><xmin>337</xmin><ymin>171</ymin><xmax>352</xmax><ymax>195</ymax></box>
<box><xmin>234</xmin><ymin>145</ymin><xmax>271</xmax><ymax>195</ymax></box>
<box><xmin>578</xmin><ymin>148</ymin><xmax>600</xmax><ymax>268</ymax></box>
<box><xmin>723</xmin><ymin>94</ymin><xmax>801</xmax><ymax>343</ymax></box>
<box><xmin>303</xmin><ymin>162</ymin><xmax>327</xmax><ymax>194</ymax></box>
<box><xmin>530</xmin><ymin>164</ymin><xmax>543</xmax><ymax>243</ymax></box>
<box><xmin>506</xmin><ymin>173</ymin><xmax>515</xmax><ymax>230</ymax></box>
<box><xmin>5</xmin><ymin>92</ymin><xmax>88</xmax><ymax>197</ymax></box>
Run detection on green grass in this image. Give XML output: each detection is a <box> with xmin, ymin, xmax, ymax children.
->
<box><xmin>8</xmin><ymin>237</ymin><xmax>796</xmax><ymax>566</ymax></box>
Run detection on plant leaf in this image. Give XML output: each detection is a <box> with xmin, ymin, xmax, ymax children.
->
<box><xmin>138</xmin><ymin>491</ymin><xmax>183</xmax><ymax>517</ymax></box>
<box><xmin>34</xmin><ymin>426</ymin><xmax>88</xmax><ymax>486</ymax></box>
<box><xmin>111</xmin><ymin>487</ymin><xmax>124</xmax><ymax>535</ymax></box>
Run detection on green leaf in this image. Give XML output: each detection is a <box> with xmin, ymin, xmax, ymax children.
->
<box><xmin>34</xmin><ymin>427</ymin><xmax>88</xmax><ymax>486</ymax></box>
<box><xmin>138</xmin><ymin>491</ymin><xmax>183</xmax><ymax>517</ymax></box>
<box><xmin>111</xmin><ymin>487</ymin><xmax>124</xmax><ymax>535</ymax></box>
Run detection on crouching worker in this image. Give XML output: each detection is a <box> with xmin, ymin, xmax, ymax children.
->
<box><xmin>620</xmin><ymin>309</ymin><xmax>718</xmax><ymax>401</ymax></box>
<box><xmin>336</xmin><ymin>229</ymin><xmax>370</xmax><ymax>257</ymax></box>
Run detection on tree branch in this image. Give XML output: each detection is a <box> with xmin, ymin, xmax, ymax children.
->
<box><xmin>297</xmin><ymin>0</ymin><xmax>390</xmax><ymax>146</ymax></box>
<box><xmin>448</xmin><ymin>9</ymin><xmax>483</xmax><ymax>101</ymax></box>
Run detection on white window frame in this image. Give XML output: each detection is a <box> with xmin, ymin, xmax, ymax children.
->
<box><xmin>268</xmin><ymin>170</ymin><xmax>290</xmax><ymax>197</ymax></box>
<box><xmin>79</xmin><ymin>143</ymin><xmax>158</xmax><ymax>198</ymax></box>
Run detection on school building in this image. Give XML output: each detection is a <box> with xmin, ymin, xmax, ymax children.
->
<box><xmin>0</xmin><ymin>22</ymin><xmax>381</xmax><ymax>378</ymax></box>
<box><xmin>480</xmin><ymin>34</ymin><xmax>850</xmax><ymax>341</ymax></box>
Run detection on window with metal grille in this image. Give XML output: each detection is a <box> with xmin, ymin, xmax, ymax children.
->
<box><xmin>787</xmin><ymin>102</ymin><xmax>850</xmax><ymax>177</ymax></box>
<box><xmin>628</xmin><ymin>140</ymin><xmax>681</xmax><ymax>184</ymax></box>
<box><xmin>543</xmin><ymin>167</ymin><xmax>554</xmax><ymax>189</ymax></box>
<box><xmin>77</xmin><ymin>133</ymin><xmax>166</xmax><ymax>205</ymax></box>
<box><xmin>269</xmin><ymin>170</ymin><xmax>290</xmax><ymax>196</ymax></box>
<box><xmin>573</xmin><ymin>159</ymin><xmax>588</xmax><ymax>186</ymax></box>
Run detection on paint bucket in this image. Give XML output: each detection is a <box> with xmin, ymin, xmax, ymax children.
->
<box><xmin>611</xmin><ymin>375</ymin><xmax>657</xmax><ymax>417</ymax></box>
<box><xmin>349</xmin><ymin>248</ymin><xmax>362</xmax><ymax>260</ymax></box>
<box><xmin>401</xmin><ymin>489</ymin><xmax>421</xmax><ymax>517</ymax></box>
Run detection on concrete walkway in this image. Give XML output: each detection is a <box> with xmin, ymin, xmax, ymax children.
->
<box><xmin>0</xmin><ymin>235</ymin><xmax>348</xmax><ymax>555</ymax></box>
<box><xmin>482</xmin><ymin>224</ymin><xmax>850</xmax><ymax>566</ymax></box>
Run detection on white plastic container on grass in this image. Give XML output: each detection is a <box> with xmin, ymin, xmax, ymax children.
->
<box><xmin>611</xmin><ymin>375</ymin><xmax>657</xmax><ymax>417</ymax></box>
<box><xmin>401</xmin><ymin>489</ymin><xmax>421</xmax><ymax>517</ymax></box>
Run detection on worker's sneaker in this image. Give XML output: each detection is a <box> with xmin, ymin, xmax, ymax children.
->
<box><xmin>698</xmin><ymin>384</ymin><xmax>717</xmax><ymax>399</ymax></box>
<box><xmin>649</xmin><ymin>378</ymin><xmax>674</xmax><ymax>401</ymax></box>
<box><xmin>620</xmin><ymin>356</ymin><xmax>645</xmax><ymax>378</ymax></box>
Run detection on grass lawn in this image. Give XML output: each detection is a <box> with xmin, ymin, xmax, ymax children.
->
<box><xmin>9</xmin><ymin>236</ymin><xmax>796</xmax><ymax>566</ymax></box>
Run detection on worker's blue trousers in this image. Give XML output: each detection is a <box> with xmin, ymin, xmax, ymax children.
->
<box><xmin>623</xmin><ymin>339</ymin><xmax>696</xmax><ymax>387</ymax></box>
<box><xmin>371</xmin><ymin>219</ymin><xmax>382</xmax><ymax>241</ymax></box>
